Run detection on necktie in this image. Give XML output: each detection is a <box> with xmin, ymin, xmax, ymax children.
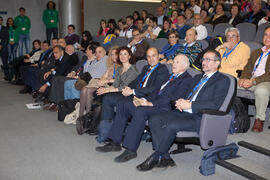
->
<box><xmin>187</xmin><ymin>75</ymin><xmax>209</xmax><ymax>101</ymax></box>
<box><xmin>140</xmin><ymin>68</ymin><xmax>151</xmax><ymax>88</ymax></box>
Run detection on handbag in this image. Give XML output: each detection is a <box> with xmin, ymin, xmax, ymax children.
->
<box><xmin>74</xmin><ymin>72</ymin><xmax>92</xmax><ymax>90</ymax></box>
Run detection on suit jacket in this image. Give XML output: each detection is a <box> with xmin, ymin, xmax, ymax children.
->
<box><xmin>240</xmin><ymin>48</ymin><xmax>270</xmax><ymax>84</ymax></box>
<box><xmin>228</xmin><ymin>14</ymin><xmax>243</xmax><ymax>26</ymax></box>
<box><xmin>210</xmin><ymin>15</ymin><xmax>228</xmax><ymax>27</ymax></box>
<box><xmin>0</xmin><ymin>25</ymin><xmax>9</xmax><ymax>48</ymax></box>
<box><xmin>242</xmin><ymin>10</ymin><xmax>266</xmax><ymax>25</ymax></box>
<box><xmin>54</xmin><ymin>53</ymin><xmax>73</xmax><ymax>76</ymax></box>
<box><xmin>185</xmin><ymin>71</ymin><xmax>230</xmax><ymax>132</ymax></box>
<box><xmin>145</xmin><ymin>71</ymin><xmax>192</xmax><ymax>111</ymax></box>
<box><xmin>134</xmin><ymin>39</ymin><xmax>149</xmax><ymax>61</ymax></box>
<box><xmin>129</xmin><ymin>63</ymin><xmax>169</xmax><ymax>98</ymax></box>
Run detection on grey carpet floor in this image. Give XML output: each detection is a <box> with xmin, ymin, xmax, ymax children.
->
<box><xmin>0</xmin><ymin>79</ymin><xmax>269</xmax><ymax>180</ymax></box>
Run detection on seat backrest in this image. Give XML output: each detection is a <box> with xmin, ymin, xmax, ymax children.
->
<box><xmin>197</xmin><ymin>40</ymin><xmax>209</xmax><ymax>50</ymax></box>
<box><xmin>186</xmin><ymin>67</ymin><xmax>201</xmax><ymax>77</ymax></box>
<box><xmin>135</xmin><ymin>60</ymin><xmax>148</xmax><ymax>73</ymax></box>
<box><xmin>236</xmin><ymin>23</ymin><xmax>257</xmax><ymax>41</ymax></box>
<box><xmin>203</xmin><ymin>23</ymin><xmax>213</xmax><ymax>37</ymax></box>
<box><xmin>145</xmin><ymin>38</ymin><xmax>155</xmax><ymax>48</ymax></box>
<box><xmin>212</xmin><ymin>23</ymin><xmax>233</xmax><ymax>37</ymax></box>
<box><xmin>254</xmin><ymin>23</ymin><xmax>270</xmax><ymax>43</ymax></box>
<box><xmin>244</xmin><ymin>41</ymin><xmax>263</xmax><ymax>52</ymax></box>
<box><xmin>199</xmin><ymin>73</ymin><xmax>236</xmax><ymax>149</ymax></box>
<box><xmin>115</xmin><ymin>37</ymin><xmax>128</xmax><ymax>46</ymax></box>
<box><xmin>154</xmin><ymin>38</ymin><xmax>168</xmax><ymax>51</ymax></box>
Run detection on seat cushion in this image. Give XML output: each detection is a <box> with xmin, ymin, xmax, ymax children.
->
<box><xmin>176</xmin><ymin>131</ymin><xmax>199</xmax><ymax>138</ymax></box>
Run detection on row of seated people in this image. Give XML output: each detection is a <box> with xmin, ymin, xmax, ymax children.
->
<box><xmin>16</xmin><ymin>25</ymin><xmax>269</xmax><ymax>171</ymax></box>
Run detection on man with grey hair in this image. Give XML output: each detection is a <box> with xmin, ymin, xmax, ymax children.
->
<box><xmin>216</xmin><ymin>27</ymin><xmax>250</xmax><ymax>78</ymax></box>
<box><xmin>136</xmin><ymin>50</ymin><xmax>231</xmax><ymax>171</ymax></box>
<box><xmin>96</xmin><ymin>54</ymin><xmax>192</xmax><ymax>163</ymax></box>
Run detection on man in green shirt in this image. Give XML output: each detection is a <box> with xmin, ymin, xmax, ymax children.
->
<box><xmin>14</xmin><ymin>7</ymin><xmax>31</xmax><ymax>56</ymax></box>
<box><xmin>42</xmin><ymin>1</ymin><xmax>59</xmax><ymax>42</ymax></box>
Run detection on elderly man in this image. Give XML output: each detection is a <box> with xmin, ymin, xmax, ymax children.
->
<box><xmin>127</xmin><ymin>28</ymin><xmax>149</xmax><ymax>61</ymax></box>
<box><xmin>192</xmin><ymin>14</ymin><xmax>208</xmax><ymax>40</ymax></box>
<box><xmin>239</xmin><ymin>26</ymin><xmax>270</xmax><ymax>132</ymax></box>
<box><xmin>136</xmin><ymin>50</ymin><xmax>230</xmax><ymax>171</ymax></box>
<box><xmin>174</xmin><ymin>28</ymin><xmax>203</xmax><ymax>70</ymax></box>
<box><xmin>242</xmin><ymin>0</ymin><xmax>266</xmax><ymax>25</ymax></box>
<box><xmin>96</xmin><ymin>54</ymin><xmax>192</xmax><ymax>163</ymax></box>
<box><xmin>143</xmin><ymin>17</ymin><xmax>162</xmax><ymax>40</ymax></box>
<box><xmin>216</xmin><ymin>27</ymin><xmax>250</xmax><ymax>78</ymax></box>
<box><xmin>157</xmin><ymin>7</ymin><xmax>167</xmax><ymax>26</ymax></box>
<box><xmin>97</xmin><ymin>48</ymin><xmax>169</xmax><ymax>142</ymax></box>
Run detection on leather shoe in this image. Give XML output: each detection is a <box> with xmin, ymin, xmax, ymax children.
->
<box><xmin>96</xmin><ymin>141</ymin><xmax>122</xmax><ymax>153</ymax></box>
<box><xmin>153</xmin><ymin>158</ymin><xmax>176</xmax><ymax>171</ymax></box>
<box><xmin>252</xmin><ymin>118</ymin><xmax>264</xmax><ymax>132</ymax></box>
<box><xmin>49</xmin><ymin>104</ymin><xmax>58</xmax><ymax>112</ymax></box>
<box><xmin>114</xmin><ymin>149</ymin><xmax>137</xmax><ymax>163</ymax></box>
<box><xmin>136</xmin><ymin>155</ymin><xmax>159</xmax><ymax>171</ymax></box>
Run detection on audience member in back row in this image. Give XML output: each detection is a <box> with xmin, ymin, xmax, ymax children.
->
<box><xmin>190</xmin><ymin>0</ymin><xmax>201</xmax><ymax>14</ymax></box>
<box><xmin>42</xmin><ymin>1</ymin><xmax>59</xmax><ymax>42</ymax></box>
<box><xmin>200</xmin><ymin>9</ymin><xmax>211</xmax><ymax>24</ymax></box>
<box><xmin>157</xmin><ymin>18</ymin><xmax>172</xmax><ymax>39</ymax></box>
<box><xmin>227</xmin><ymin>3</ymin><xmax>243</xmax><ymax>26</ymax></box>
<box><xmin>157</xmin><ymin>7</ymin><xmax>167</xmax><ymax>26</ymax></box>
<box><xmin>242</xmin><ymin>0</ymin><xmax>266</xmax><ymax>26</ymax></box>
<box><xmin>184</xmin><ymin>8</ymin><xmax>194</xmax><ymax>27</ymax></box>
<box><xmin>78</xmin><ymin>46</ymin><xmax>120</xmax><ymax>119</ymax></box>
<box><xmin>174</xmin><ymin>29</ymin><xmax>203</xmax><ymax>70</ymax></box>
<box><xmin>209</xmin><ymin>3</ymin><xmax>228</xmax><ymax>26</ymax></box>
<box><xmin>171</xmin><ymin>15</ymin><xmax>190</xmax><ymax>40</ymax></box>
<box><xmin>239</xmin><ymin>26</ymin><xmax>270</xmax><ymax>133</ymax></box>
<box><xmin>127</xmin><ymin>28</ymin><xmax>149</xmax><ymax>61</ymax></box>
<box><xmin>97</xmin><ymin>48</ymin><xmax>169</xmax><ymax>143</ymax></box>
<box><xmin>216</xmin><ymin>27</ymin><xmax>250</xmax><ymax>78</ymax></box>
<box><xmin>96</xmin><ymin>54</ymin><xmax>192</xmax><ymax>163</ymax></box>
<box><xmin>159</xmin><ymin>30</ymin><xmax>180</xmax><ymax>64</ymax></box>
<box><xmin>79</xmin><ymin>31</ymin><xmax>93</xmax><ymax>52</ymax></box>
<box><xmin>97</xmin><ymin>19</ymin><xmax>109</xmax><ymax>37</ymax></box>
<box><xmin>192</xmin><ymin>13</ymin><xmax>208</xmax><ymax>40</ymax></box>
<box><xmin>143</xmin><ymin>17</ymin><xmax>161</xmax><ymax>40</ymax></box>
<box><xmin>124</xmin><ymin>16</ymin><xmax>137</xmax><ymax>38</ymax></box>
<box><xmin>136</xmin><ymin>50</ymin><xmax>230</xmax><ymax>172</ymax></box>
<box><xmin>64</xmin><ymin>24</ymin><xmax>81</xmax><ymax>45</ymax></box>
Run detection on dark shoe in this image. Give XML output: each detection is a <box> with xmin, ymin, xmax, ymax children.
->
<box><xmin>43</xmin><ymin>103</ymin><xmax>53</xmax><ymax>111</ymax></box>
<box><xmin>42</xmin><ymin>98</ymin><xmax>50</xmax><ymax>105</ymax></box>
<box><xmin>252</xmin><ymin>118</ymin><xmax>264</xmax><ymax>132</ymax></box>
<box><xmin>19</xmin><ymin>86</ymin><xmax>32</xmax><ymax>94</ymax></box>
<box><xmin>32</xmin><ymin>91</ymin><xmax>40</xmax><ymax>99</ymax></box>
<box><xmin>96</xmin><ymin>141</ymin><xmax>122</xmax><ymax>153</ymax></box>
<box><xmin>136</xmin><ymin>155</ymin><xmax>159</xmax><ymax>171</ymax></box>
<box><xmin>114</xmin><ymin>149</ymin><xmax>137</xmax><ymax>163</ymax></box>
<box><xmin>49</xmin><ymin>104</ymin><xmax>58</xmax><ymax>112</ymax></box>
<box><xmin>154</xmin><ymin>158</ymin><xmax>176</xmax><ymax>170</ymax></box>
<box><xmin>35</xmin><ymin>94</ymin><xmax>46</xmax><ymax>103</ymax></box>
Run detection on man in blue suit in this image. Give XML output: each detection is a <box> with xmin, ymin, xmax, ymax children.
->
<box><xmin>136</xmin><ymin>49</ymin><xmax>231</xmax><ymax>171</ymax></box>
<box><xmin>96</xmin><ymin>54</ymin><xmax>192</xmax><ymax>163</ymax></box>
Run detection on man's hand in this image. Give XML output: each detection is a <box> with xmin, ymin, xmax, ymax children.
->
<box><xmin>242</xmin><ymin>79</ymin><xmax>254</xmax><ymax>88</ymax></box>
<box><xmin>122</xmin><ymin>87</ymin><xmax>133</xmax><ymax>96</ymax></box>
<box><xmin>67</xmin><ymin>71</ymin><xmax>76</xmax><ymax>78</ymax></box>
<box><xmin>39</xmin><ymin>84</ymin><xmax>48</xmax><ymax>93</ymax></box>
<box><xmin>43</xmin><ymin>71</ymin><xmax>52</xmax><ymax>80</ymax></box>
<box><xmin>175</xmin><ymin>98</ymin><xmax>191</xmax><ymax>111</ymax></box>
<box><xmin>238</xmin><ymin>79</ymin><xmax>246</xmax><ymax>88</ymax></box>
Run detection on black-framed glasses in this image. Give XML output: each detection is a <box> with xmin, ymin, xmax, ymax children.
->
<box><xmin>201</xmin><ymin>58</ymin><xmax>216</xmax><ymax>62</ymax></box>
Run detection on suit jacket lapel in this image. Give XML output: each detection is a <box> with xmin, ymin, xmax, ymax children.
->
<box><xmin>195</xmin><ymin>71</ymin><xmax>220</xmax><ymax>97</ymax></box>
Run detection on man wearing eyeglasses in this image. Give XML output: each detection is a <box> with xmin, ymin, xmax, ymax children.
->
<box><xmin>216</xmin><ymin>27</ymin><xmax>250</xmax><ymax>78</ymax></box>
<box><xmin>136</xmin><ymin>50</ymin><xmax>230</xmax><ymax>171</ymax></box>
<box><xmin>127</xmin><ymin>28</ymin><xmax>149</xmax><ymax>61</ymax></box>
<box><xmin>238</xmin><ymin>26</ymin><xmax>270</xmax><ymax>132</ymax></box>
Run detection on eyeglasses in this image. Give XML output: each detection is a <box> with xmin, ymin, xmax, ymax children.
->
<box><xmin>201</xmin><ymin>58</ymin><xmax>216</xmax><ymax>62</ymax></box>
<box><xmin>169</xmin><ymin>36</ymin><xmax>176</xmax><ymax>39</ymax></box>
<box><xmin>226</xmin><ymin>35</ymin><xmax>239</xmax><ymax>39</ymax></box>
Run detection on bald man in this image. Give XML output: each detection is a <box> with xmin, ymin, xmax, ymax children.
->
<box><xmin>97</xmin><ymin>48</ymin><xmax>170</xmax><ymax>143</ymax></box>
<box><xmin>96</xmin><ymin>54</ymin><xmax>192</xmax><ymax>163</ymax></box>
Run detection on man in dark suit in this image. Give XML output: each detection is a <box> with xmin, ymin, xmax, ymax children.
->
<box><xmin>136</xmin><ymin>50</ymin><xmax>230</xmax><ymax>171</ymax></box>
<box><xmin>0</xmin><ymin>16</ymin><xmax>9</xmax><ymax>80</ymax></box>
<box><xmin>37</xmin><ymin>45</ymin><xmax>73</xmax><ymax>99</ymax></box>
<box><xmin>98</xmin><ymin>48</ymin><xmax>169</xmax><ymax>142</ymax></box>
<box><xmin>96</xmin><ymin>54</ymin><xmax>192</xmax><ymax>163</ymax></box>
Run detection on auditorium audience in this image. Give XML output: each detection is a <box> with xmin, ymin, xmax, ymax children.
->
<box><xmin>200</xmin><ymin>8</ymin><xmax>211</xmax><ymax>23</ymax></box>
<box><xmin>170</xmin><ymin>10</ymin><xmax>178</xmax><ymax>25</ymax></box>
<box><xmin>133</xmin><ymin>11</ymin><xmax>140</xmax><ymax>26</ymax></box>
<box><xmin>239</xmin><ymin>26</ymin><xmax>270</xmax><ymax>133</ymax></box>
<box><xmin>216</xmin><ymin>27</ymin><xmax>250</xmax><ymax>78</ymax></box>
<box><xmin>116</xmin><ymin>19</ymin><xmax>126</xmax><ymax>37</ymax></box>
<box><xmin>157</xmin><ymin>18</ymin><xmax>172</xmax><ymax>39</ymax></box>
<box><xmin>106</xmin><ymin>19</ymin><xmax>117</xmax><ymax>36</ymax></box>
<box><xmin>143</xmin><ymin>17</ymin><xmax>162</xmax><ymax>40</ymax></box>
<box><xmin>190</xmin><ymin>0</ymin><xmax>201</xmax><ymax>14</ymax></box>
<box><xmin>79</xmin><ymin>31</ymin><xmax>93</xmax><ymax>52</ymax></box>
<box><xmin>156</xmin><ymin>7</ymin><xmax>167</xmax><ymax>26</ymax></box>
<box><xmin>192</xmin><ymin>13</ymin><xmax>208</xmax><ymax>40</ymax></box>
<box><xmin>124</xmin><ymin>16</ymin><xmax>136</xmax><ymax>38</ymax></box>
<box><xmin>141</xmin><ymin>10</ymin><xmax>150</xmax><ymax>25</ymax></box>
<box><xmin>97</xmin><ymin>19</ymin><xmax>109</xmax><ymax>37</ymax></box>
<box><xmin>202</xmin><ymin>0</ymin><xmax>214</xmax><ymax>14</ymax></box>
<box><xmin>96</xmin><ymin>54</ymin><xmax>192</xmax><ymax>163</ymax></box>
<box><xmin>227</xmin><ymin>3</ymin><xmax>243</xmax><ymax>26</ymax></box>
<box><xmin>209</xmin><ymin>3</ymin><xmax>228</xmax><ymax>26</ymax></box>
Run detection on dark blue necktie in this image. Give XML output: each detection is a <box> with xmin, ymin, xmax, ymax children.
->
<box><xmin>187</xmin><ymin>75</ymin><xmax>209</xmax><ymax>100</ymax></box>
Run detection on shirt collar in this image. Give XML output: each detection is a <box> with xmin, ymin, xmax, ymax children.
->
<box><xmin>261</xmin><ymin>46</ymin><xmax>270</xmax><ymax>53</ymax></box>
<box><xmin>59</xmin><ymin>55</ymin><xmax>64</xmax><ymax>61</ymax></box>
<box><xmin>184</xmin><ymin>41</ymin><xmax>196</xmax><ymax>47</ymax></box>
<box><xmin>204</xmin><ymin>71</ymin><xmax>217</xmax><ymax>78</ymax></box>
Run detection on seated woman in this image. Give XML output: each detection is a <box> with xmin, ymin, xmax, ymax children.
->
<box><xmin>170</xmin><ymin>10</ymin><xmax>178</xmax><ymax>24</ymax></box>
<box><xmin>200</xmin><ymin>9</ymin><xmax>211</xmax><ymax>24</ymax></box>
<box><xmin>185</xmin><ymin>8</ymin><xmax>194</xmax><ymax>27</ymax></box>
<box><xmin>227</xmin><ymin>3</ymin><xmax>243</xmax><ymax>26</ymax></box>
<box><xmin>97</xmin><ymin>19</ymin><xmax>109</xmax><ymax>37</ymax></box>
<box><xmin>157</xmin><ymin>18</ymin><xmax>172</xmax><ymax>39</ymax></box>
<box><xmin>78</xmin><ymin>46</ymin><xmax>120</xmax><ymax>118</ymax></box>
<box><xmin>159</xmin><ymin>30</ymin><xmax>180</xmax><ymax>64</ymax></box>
<box><xmin>209</xmin><ymin>4</ymin><xmax>228</xmax><ymax>27</ymax></box>
<box><xmin>79</xmin><ymin>31</ymin><xmax>92</xmax><ymax>52</ymax></box>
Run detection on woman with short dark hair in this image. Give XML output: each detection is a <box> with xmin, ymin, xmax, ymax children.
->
<box><xmin>227</xmin><ymin>3</ymin><xmax>243</xmax><ymax>26</ymax></box>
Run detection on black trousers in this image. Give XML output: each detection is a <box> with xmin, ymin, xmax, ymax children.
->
<box><xmin>46</xmin><ymin>28</ymin><xmax>58</xmax><ymax>42</ymax></box>
<box><xmin>149</xmin><ymin>110</ymin><xmax>198</xmax><ymax>153</ymax></box>
<box><xmin>108</xmin><ymin>98</ymin><xmax>166</xmax><ymax>152</ymax></box>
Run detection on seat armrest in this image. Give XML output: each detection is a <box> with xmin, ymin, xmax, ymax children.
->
<box><xmin>200</xmin><ymin>109</ymin><xmax>228</xmax><ymax>116</ymax></box>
